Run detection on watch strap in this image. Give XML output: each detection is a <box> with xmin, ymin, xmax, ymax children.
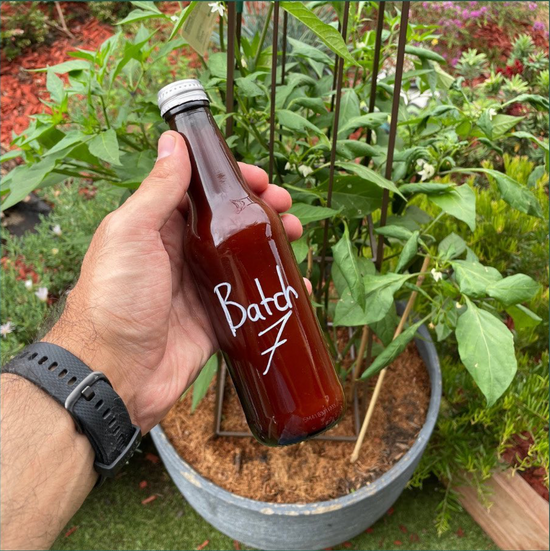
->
<box><xmin>2</xmin><ymin>342</ymin><xmax>141</xmax><ymax>483</ymax></box>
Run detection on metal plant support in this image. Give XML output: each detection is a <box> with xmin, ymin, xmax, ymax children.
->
<box><xmin>214</xmin><ymin>1</ymin><xmax>412</xmax><ymax>443</ymax></box>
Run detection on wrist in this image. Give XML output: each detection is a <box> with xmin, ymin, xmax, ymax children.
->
<box><xmin>43</xmin><ymin>315</ymin><xmax>139</xmax><ymax>430</ymax></box>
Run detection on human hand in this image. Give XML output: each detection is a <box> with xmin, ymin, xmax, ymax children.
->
<box><xmin>44</xmin><ymin>131</ymin><xmax>306</xmax><ymax>433</ymax></box>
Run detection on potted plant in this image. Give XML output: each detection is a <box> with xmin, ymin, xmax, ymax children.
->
<box><xmin>1</xmin><ymin>2</ymin><xmax>546</xmax><ymax>549</ymax></box>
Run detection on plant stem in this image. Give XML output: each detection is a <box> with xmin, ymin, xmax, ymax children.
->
<box><xmin>351</xmin><ymin>255</ymin><xmax>432</xmax><ymax>463</ymax></box>
<box><xmin>253</xmin><ymin>2</ymin><xmax>274</xmax><ymax>70</ymax></box>
<box><xmin>219</xmin><ymin>14</ymin><xmax>225</xmax><ymax>52</ymax></box>
<box><xmin>422</xmin><ymin>211</ymin><xmax>445</xmax><ymax>235</ymax></box>
<box><xmin>99</xmin><ymin>96</ymin><xmax>111</xmax><ymax>129</ymax></box>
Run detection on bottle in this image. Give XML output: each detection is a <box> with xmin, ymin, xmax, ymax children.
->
<box><xmin>157</xmin><ymin>79</ymin><xmax>345</xmax><ymax>446</ymax></box>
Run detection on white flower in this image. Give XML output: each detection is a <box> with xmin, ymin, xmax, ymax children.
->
<box><xmin>170</xmin><ymin>14</ymin><xmax>179</xmax><ymax>22</ymax></box>
<box><xmin>35</xmin><ymin>287</ymin><xmax>49</xmax><ymax>302</ymax></box>
<box><xmin>1</xmin><ymin>321</ymin><xmax>14</xmax><ymax>338</ymax></box>
<box><xmin>418</xmin><ymin>162</ymin><xmax>435</xmax><ymax>181</ymax></box>
<box><xmin>298</xmin><ymin>165</ymin><xmax>314</xmax><ymax>178</ymax></box>
<box><xmin>488</xmin><ymin>108</ymin><xmax>497</xmax><ymax>120</ymax></box>
<box><xmin>416</xmin><ymin>158</ymin><xmax>426</xmax><ymax>169</ymax></box>
<box><xmin>285</xmin><ymin>162</ymin><xmax>292</xmax><ymax>171</ymax></box>
<box><xmin>455</xmin><ymin>301</ymin><xmax>462</xmax><ymax>309</ymax></box>
<box><xmin>208</xmin><ymin>2</ymin><xmax>225</xmax><ymax>16</ymax></box>
<box><xmin>24</xmin><ymin>280</ymin><xmax>33</xmax><ymax>290</ymax></box>
<box><xmin>431</xmin><ymin>269</ymin><xmax>443</xmax><ymax>282</ymax></box>
<box><xmin>51</xmin><ymin>248</ymin><xmax>59</xmax><ymax>255</ymax></box>
<box><xmin>356</xmin><ymin>41</ymin><xmax>367</xmax><ymax>49</ymax></box>
<box><xmin>52</xmin><ymin>224</ymin><xmax>62</xmax><ymax>236</ymax></box>
<box><xmin>241</xmin><ymin>58</ymin><xmax>248</xmax><ymax>68</ymax></box>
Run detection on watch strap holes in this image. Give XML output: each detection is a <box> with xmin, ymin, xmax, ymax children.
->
<box><xmin>48</xmin><ymin>362</ymin><xmax>58</xmax><ymax>371</ymax></box>
<box><xmin>58</xmin><ymin>369</ymin><xmax>68</xmax><ymax>379</ymax></box>
<box><xmin>29</xmin><ymin>352</ymin><xmax>38</xmax><ymax>360</ymax></box>
<box><xmin>67</xmin><ymin>376</ymin><xmax>77</xmax><ymax>386</ymax></box>
<box><xmin>103</xmin><ymin>408</ymin><xmax>111</xmax><ymax>419</ymax></box>
<box><xmin>95</xmin><ymin>399</ymin><xmax>104</xmax><ymax>410</ymax></box>
<box><xmin>38</xmin><ymin>356</ymin><xmax>48</xmax><ymax>365</ymax></box>
<box><xmin>108</xmin><ymin>418</ymin><xmax>116</xmax><ymax>428</ymax></box>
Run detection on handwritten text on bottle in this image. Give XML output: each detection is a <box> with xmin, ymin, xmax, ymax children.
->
<box><xmin>214</xmin><ymin>265</ymin><xmax>298</xmax><ymax>375</ymax></box>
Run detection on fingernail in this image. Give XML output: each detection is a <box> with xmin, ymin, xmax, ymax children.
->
<box><xmin>157</xmin><ymin>133</ymin><xmax>176</xmax><ymax>160</ymax></box>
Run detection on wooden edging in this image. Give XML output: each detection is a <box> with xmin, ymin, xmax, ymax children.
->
<box><xmin>455</xmin><ymin>468</ymin><xmax>549</xmax><ymax>550</ymax></box>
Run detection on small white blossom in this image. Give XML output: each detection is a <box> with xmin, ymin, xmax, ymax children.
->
<box><xmin>1</xmin><ymin>321</ymin><xmax>14</xmax><ymax>338</ymax></box>
<box><xmin>416</xmin><ymin>158</ymin><xmax>426</xmax><ymax>169</ymax></box>
<box><xmin>35</xmin><ymin>287</ymin><xmax>49</xmax><ymax>302</ymax></box>
<box><xmin>170</xmin><ymin>14</ymin><xmax>179</xmax><ymax>22</ymax></box>
<box><xmin>356</xmin><ymin>41</ymin><xmax>367</xmax><ymax>49</ymax></box>
<box><xmin>241</xmin><ymin>58</ymin><xmax>248</xmax><ymax>68</ymax></box>
<box><xmin>418</xmin><ymin>162</ymin><xmax>435</xmax><ymax>181</ymax></box>
<box><xmin>208</xmin><ymin>2</ymin><xmax>225</xmax><ymax>16</ymax></box>
<box><xmin>298</xmin><ymin>165</ymin><xmax>314</xmax><ymax>178</ymax></box>
<box><xmin>431</xmin><ymin>269</ymin><xmax>443</xmax><ymax>282</ymax></box>
<box><xmin>488</xmin><ymin>108</ymin><xmax>497</xmax><ymax>120</ymax></box>
<box><xmin>285</xmin><ymin>162</ymin><xmax>292</xmax><ymax>171</ymax></box>
<box><xmin>455</xmin><ymin>301</ymin><xmax>462</xmax><ymax>309</ymax></box>
<box><xmin>52</xmin><ymin>224</ymin><xmax>62</xmax><ymax>236</ymax></box>
<box><xmin>24</xmin><ymin>279</ymin><xmax>33</xmax><ymax>290</ymax></box>
<box><xmin>51</xmin><ymin>248</ymin><xmax>59</xmax><ymax>255</ymax></box>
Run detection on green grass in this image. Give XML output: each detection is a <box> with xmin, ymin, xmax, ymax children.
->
<box><xmin>52</xmin><ymin>435</ymin><xmax>498</xmax><ymax>551</ymax></box>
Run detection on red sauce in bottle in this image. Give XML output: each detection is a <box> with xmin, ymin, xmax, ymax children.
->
<box><xmin>159</xmin><ymin>80</ymin><xmax>345</xmax><ymax>446</ymax></box>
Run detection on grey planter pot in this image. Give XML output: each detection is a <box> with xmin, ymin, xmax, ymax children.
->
<box><xmin>151</xmin><ymin>322</ymin><xmax>442</xmax><ymax>550</ymax></box>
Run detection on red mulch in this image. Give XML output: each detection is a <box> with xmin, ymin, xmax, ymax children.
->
<box><xmin>502</xmin><ymin>431</ymin><xmax>549</xmax><ymax>501</ymax></box>
<box><xmin>0</xmin><ymin>15</ymin><xmax>112</xmax><ymax>148</ymax></box>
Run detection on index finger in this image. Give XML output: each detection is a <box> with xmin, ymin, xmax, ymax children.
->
<box><xmin>238</xmin><ymin>162</ymin><xmax>269</xmax><ymax>194</ymax></box>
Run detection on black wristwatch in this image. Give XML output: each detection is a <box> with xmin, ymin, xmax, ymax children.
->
<box><xmin>2</xmin><ymin>342</ymin><xmax>141</xmax><ymax>486</ymax></box>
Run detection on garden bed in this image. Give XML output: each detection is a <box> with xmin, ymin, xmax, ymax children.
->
<box><xmin>162</xmin><ymin>342</ymin><xmax>430</xmax><ymax>504</ymax></box>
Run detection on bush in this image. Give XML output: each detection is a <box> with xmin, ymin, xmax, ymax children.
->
<box><xmin>0</xmin><ymin>2</ymin><xmax>49</xmax><ymax>61</ymax></box>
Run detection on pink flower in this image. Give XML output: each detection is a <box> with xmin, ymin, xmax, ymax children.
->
<box><xmin>480</xmin><ymin>6</ymin><xmax>488</xmax><ymax>13</ymax></box>
<box><xmin>470</xmin><ymin>9</ymin><xmax>481</xmax><ymax>17</ymax></box>
<box><xmin>529</xmin><ymin>2</ymin><xmax>538</xmax><ymax>10</ymax></box>
<box><xmin>462</xmin><ymin>9</ymin><xmax>470</xmax><ymax>18</ymax></box>
<box><xmin>533</xmin><ymin>21</ymin><xmax>546</xmax><ymax>31</ymax></box>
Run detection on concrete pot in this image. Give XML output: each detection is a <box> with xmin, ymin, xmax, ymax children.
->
<box><xmin>151</xmin><ymin>322</ymin><xmax>442</xmax><ymax>550</ymax></box>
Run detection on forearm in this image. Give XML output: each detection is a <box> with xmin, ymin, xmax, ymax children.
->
<box><xmin>1</xmin><ymin>374</ymin><xmax>96</xmax><ymax>550</ymax></box>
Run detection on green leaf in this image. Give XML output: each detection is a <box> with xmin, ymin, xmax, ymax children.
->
<box><xmin>336</xmin><ymin>161</ymin><xmax>405</xmax><ymax>199</ymax></box>
<box><xmin>280</xmin><ymin>2</ymin><xmax>357</xmax><ymax>66</ymax></box>
<box><xmin>336</xmin><ymin>140</ymin><xmax>378</xmax><ymax>160</ymax></box>
<box><xmin>46</xmin><ymin>70</ymin><xmax>64</xmax><ymax>103</ymax></box>
<box><xmin>191</xmin><ymin>354</ymin><xmax>218</xmax><ymax>412</ymax></box>
<box><xmin>361</xmin><ymin>319</ymin><xmax>424</xmax><ymax>379</ymax></box>
<box><xmin>337</xmin><ymin>113</ymin><xmax>388</xmax><ymax>136</ymax></box>
<box><xmin>396</xmin><ymin>231</ymin><xmax>419</xmax><ymax>272</ymax></box>
<box><xmin>375</xmin><ymin>225</ymin><xmax>413</xmax><ymax>241</ymax></box>
<box><xmin>287</xmin><ymin>203</ymin><xmax>339</xmax><ymax>225</ymax></box>
<box><xmin>318</xmin><ymin>175</ymin><xmax>382</xmax><ymax>218</ymax></box>
<box><xmin>291</xmin><ymin>236</ymin><xmax>309</xmax><ymax>264</ymax></box>
<box><xmin>429</xmin><ymin>184</ymin><xmax>476</xmax><ymax>231</ymax></box>
<box><xmin>131</xmin><ymin>1</ymin><xmax>163</xmax><ymax>13</ymax></box>
<box><xmin>502</xmin><ymin>93</ymin><xmax>549</xmax><ymax>111</ymax></box>
<box><xmin>169</xmin><ymin>1</ymin><xmax>197</xmax><ymax>40</ymax></box>
<box><xmin>456</xmin><ymin>298</ymin><xmax>517</xmax><ymax>406</ymax></box>
<box><xmin>454</xmin><ymin>168</ymin><xmax>543</xmax><ymax>218</ymax></box>
<box><xmin>278</xmin><ymin>109</ymin><xmax>322</xmax><ymax>135</ymax></box>
<box><xmin>236</xmin><ymin>75</ymin><xmax>264</xmax><ymax>98</ymax></box>
<box><xmin>88</xmin><ymin>129</ymin><xmax>122</xmax><ymax>166</ymax></box>
<box><xmin>486</xmin><ymin>274</ymin><xmax>540</xmax><ymax>306</ymax></box>
<box><xmin>44</xmin><ymin>130</ymin><xmax>90</xmax><ymax>157</ymax></box>
<box><xmin>451</xmin><ymin>260</ymin><xmax>502</xmax><ymax>298</ymax></box>
<box><xmin>438</xmin><ymin>232</ymin><xmax>467</xmax><ymax>260</ymax></box>
<box><xmin>334</xmin><ymin>273</ymin><xmax>409</xmax><ymax>327</ymax></box>
<box><xmin>32</xmin><ymin>60</ymin><xmax>90</xmax><ymax>74</ymax></box>
<box><xmin>117</xmin><ymin>9</ymin><xmax>164</xmax><ymax>25</ymax></box>
<box><xmin>405</xmin><ymin>45</ymin><xmax>446</xmax><ymax>63</ymax></box>
<box><xmin>490</xmin><ymin>114</ymin><xmax>524</xmax><ymax>139</ymax></box>
<box><xmin>290</xmin><ymin>96</ymin><xmax>328</xmax><ymax>114</ymax></box>
<box><xmin>287</xmin><ymin>37</ymin><xmax>334</xmax><ymax>66</ymax></box>
<box><xmin>333</xmin><ymin>223</ymin><xmax>365</xmax><ymax>309</ymax></box>
<box><xmin>1</xmin><ymin>157</ymin><xmax>57</xmax><ymax>211</ymax></box>
<box><xmin>510</xmin><ymin>131</ymin><xmax>549</xmax><ymax>154</ymax></box>
<box><xmin>369</xmin><ymin>305</ymin><xmax>399</xmax><ymax>347</ymax></box>
<box><xmin>399</xmin><ymin>182</ymin><xmax>455</xmax><ymax>195</ymax></box>
<box><xmin>477</xmin><ymin>109</ymin><xmax>494</xmax><ymax>140</ymax></box>
<box><xmin>506</xmin><ymin>304</ymin><xmax>542</xmax><ymax>330</ymax></box>
<box><xmin>0</xmin><ymin>150</ymin><xmax>23</xmax><ymax>163</ymax></box>
<box><xmin>338</xmin><ymin>90</ymin><xmax>361</xmax><ymax>137</ymax></box>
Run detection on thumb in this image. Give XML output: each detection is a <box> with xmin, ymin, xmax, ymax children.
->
<box><xmin>121</xmin><ymin>131</ymin><xmax>191</xmax><ymax>230</ymax></box>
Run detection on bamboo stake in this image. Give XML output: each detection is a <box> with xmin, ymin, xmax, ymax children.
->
<box><xmin>350</xmin><ymin>256</ymin><xmax>431</xmax><ymax>463</ymax></box>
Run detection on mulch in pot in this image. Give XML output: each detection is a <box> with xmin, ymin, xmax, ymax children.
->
<box><xmin>162</xmin><ymin>342</ymin><xmax>431</xmax><ymax>504</ymax></box>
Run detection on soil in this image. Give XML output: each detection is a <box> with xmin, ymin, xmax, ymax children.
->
<box><xmin>162</xmin><ymin>342</ymin><xmax>431</xmax><ymax>503</ymax></box>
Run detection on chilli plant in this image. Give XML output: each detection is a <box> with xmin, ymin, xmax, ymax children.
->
<box><xmin>1</xmin><ymin>1</ymin><xmax>548</xmax><ymax>413</ymax></box>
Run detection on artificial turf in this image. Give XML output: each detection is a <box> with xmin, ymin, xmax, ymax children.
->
<box><xmin>53</xmin><ymin>435</ymin><xmax>497</xmax><ymax>551</ymax></box>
